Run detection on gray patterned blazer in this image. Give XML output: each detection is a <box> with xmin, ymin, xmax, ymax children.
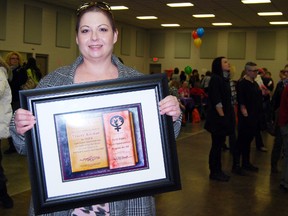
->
<box><xmin>10</xmin><ymin>54</ymin><xmax>182</xmax><ymax>216</ymax></box>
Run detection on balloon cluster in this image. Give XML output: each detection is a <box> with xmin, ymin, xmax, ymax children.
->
<box><xmin>192</xmin><ymin>28</ymin><xmax>205</xmax><ymax>48</ymax></box>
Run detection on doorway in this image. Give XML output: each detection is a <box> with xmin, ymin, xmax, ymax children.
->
<box><xmin>149</xmin><ymin>63</ymin><xmax>161</xmax><ymax>74</ymax></box>
<box><xmin>36</xmin><ymin>54</ymin><xmax>49</xmax><ymax>77</ymax></box>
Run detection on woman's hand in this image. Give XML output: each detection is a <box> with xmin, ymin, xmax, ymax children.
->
<box><xmin>14</xmin><ymin>108</ymin><xmax>36</xmax><ymax>135</ymax></box>
<box><xmin>159</xmin><ymin>95</ymin><xmax>181</xmax><ymax>121</ymax></box>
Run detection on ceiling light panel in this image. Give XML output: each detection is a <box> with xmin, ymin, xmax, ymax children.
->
<box><xmin>161</xmin><ymin>24</ymin><xmax>180</xmax><ymax>27</ymax></box>
<box><xmin>212</xmin><ymin>22</ymin><xmax>232</xmax><ymax>26</ymax></box>
<box><xmin>241</xmin><ymin>0</ymin><xmax>271</xmax><ymax>4</ymax></box>
<box><xmin>111</xmin><ymin>6</ymin><xmax>128</xmax><ymax>10</ymax></box>
<box><xmin>270</xmin><ymin>21</ymin><xmax>288</xmax><ymax>25</ymax></box>
<box><xmin>136</xmin><ymin>16</ymin><xmax>158</xmax><ymax>20</ymax></box>
<box><xmin>193</xmin><ymin>14</ymin><xmax>215</xmax><ymax>18</ymax></box>
<box><xmin>167</xmin><ymin>2</ymin><xmax>194</xmax><ymax>7</ymax></box>
<box><xmin>257</xmin><ymin>12</ymin><xmax>283</xmax><ymax>16</ymax></box>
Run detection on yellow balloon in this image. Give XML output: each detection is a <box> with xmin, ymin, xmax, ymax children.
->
<box><xmin>194</xmin><ymin>38</ymin><xmax>202</xmax><ymax>48</ymax></box>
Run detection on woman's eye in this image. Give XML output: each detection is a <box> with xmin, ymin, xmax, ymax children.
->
<box><xmin>80</xmin><ymin>29</ymin><xmax>89</xmax><ymax>33</ymax></box>
<box><xmin>99</xmin><ymin>27</ymin><xmax>108</xmax><ymax>32</ymax></box>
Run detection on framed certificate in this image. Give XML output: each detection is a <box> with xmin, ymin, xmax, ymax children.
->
<box><xmin>20</xmin><ymin>73</ymin><xmax>181</xmax><ymax>214</ymax></box>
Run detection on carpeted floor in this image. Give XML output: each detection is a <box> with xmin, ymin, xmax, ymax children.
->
<box><xmin>1</xmin><ymin>122</ymin><xmax>287</xmax><ymax>216</ymax></box>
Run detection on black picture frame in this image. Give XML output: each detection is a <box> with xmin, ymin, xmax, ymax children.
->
<box><xmin>20</xmin><ymin>73</ymin><xmax>181</xmax><ymax>214</ymax></box>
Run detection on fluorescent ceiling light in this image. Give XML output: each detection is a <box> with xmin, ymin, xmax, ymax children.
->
<box><xmin>136</xmin><ymin>16</ymin><xmax>158</xmax><ymax>20</ymax></box>
<box><xmin>111</xmin><ymin>6</ymin><xmax>128</xmax><ymax>10</ymax></box>
<box><xmin>258</xmin><ymin>12</ymin><xmax>283</xmax><ymax>16</ymax></box>
<box><xmin>193</xmin><ymin>14</ymin><xmax>215</xmax><ymax>18</ymax></box>
<box><xmin>241</xmin><ymin>0</ymin><xmax>271</xmax><ymax>4</ymax></box>
<box><xmin>167</xmin><ymin>2</ymin><xmax>194</xmax><ymax>7</ymax></box>
<box><xmin>270</xmin><ymin>21</ymin><xmax>288</xmax><ymax>25</ymax></box>
<box><xmin>161</xmin><ymin>24</ymin><xmax>180</xmax><ymax>27</ymax></box>
<box><xmin>212</xmin><ymin>22</ymin><xmax>232</xmax><ymax>26</ymax></box>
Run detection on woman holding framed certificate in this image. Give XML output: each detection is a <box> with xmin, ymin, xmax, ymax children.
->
<box><xmin>9</xmin><ymin>2</ymin><xmax>182</xmax><ymax>216</ymax></box>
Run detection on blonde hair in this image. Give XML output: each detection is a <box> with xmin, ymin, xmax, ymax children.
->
<box><xmin>5</xmin><ymin>51</ymin><xmax>23</xmax><ymax>66</ymax></box>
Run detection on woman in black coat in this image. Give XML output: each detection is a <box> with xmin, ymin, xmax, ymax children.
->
<box><xmin>204</xmin><ymin>56</ymin><xmax>234</xmax><ymax>181</ymax></box>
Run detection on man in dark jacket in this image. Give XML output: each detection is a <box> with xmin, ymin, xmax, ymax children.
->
<box><xmin>232</xmin><ymin>62</ymin><xmax>263</xmax><ymax>175</ymax></box>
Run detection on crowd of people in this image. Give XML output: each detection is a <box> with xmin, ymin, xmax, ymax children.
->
<box><xmin>169</xmin><ymin>58</ymin><xmax>288</xmax><ymax>190</ymax></box>
<box><xmin>169</xmin><ymin>67</ymin><xmax>209</xmax><ymax>125</ymax></box>
<box><xmin>163</xmin><ymin>56</ymin><xmax>288</xmax><ymax>207</ymax></box>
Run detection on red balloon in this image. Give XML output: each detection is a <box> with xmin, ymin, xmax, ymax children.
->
<box><xmin>192</xmin><ymin>30</ymin><xmax>198</xmax><ymax>39</ymax></box>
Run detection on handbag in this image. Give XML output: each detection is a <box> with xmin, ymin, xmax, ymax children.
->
<box><xmin>21</xmin><ymin>69</ymin><xmax>38</xmax><ymax>90</ymax></box>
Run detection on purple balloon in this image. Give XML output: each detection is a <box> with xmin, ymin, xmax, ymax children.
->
<box><xmin>196</xmin><ymin>28</ymin><xmax>204</xmax><ymax>38</ymax></box>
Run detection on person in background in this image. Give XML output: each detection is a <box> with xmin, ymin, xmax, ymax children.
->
<box><xmin>201</xmin><ymin>70</ymin><xmax>211</xmax><ymax>94</ymax></box>
<box><xmin>9</xmin><ymin>2</ymin><xmax>182</xmax><ymax>215</ymax></box>
<box><xmin>232</xmin><ymin>62</ymin><xmax>263</xmax><ymax>175</ymax></box>
<box><xmin>224</xmin><ymin>78</ymin><xmax>237</xmax><ymax>152</ymax></box>
<box><xmin>200</xmin><ymin>74</ymin><xmax>205</xmax><ymax>84</ymax></box>
<box><xmin>4</xmin><ymin>51</ymin><xmax>26</xmax><ymax>154</ymax></box>
<box><xmin>270</xmin><ymin>67</ymin><xmax>288</xmax><ymax>173</ymax></box>
<box><xmin>261</xmin><ymin>69</ymin><xmax>274</xmax><ymax>134</ymax></box>
<box><xmin>178</xmin><ymin>81</ymin><xmax>193</xmax><ymax>124</ymax></box>
<box><xmin>278</xmin><ymin>79</ymin><xmax>288</xmax><ymax>192</ymax></box>
<box><xmin>0</xmin><ymin>56</ymin><xmax>13</xmax><ymax>208</ymax></box>
<box><xmin>262</xmin><ymin>68</ymin><xmax>274</xmax><ymax>92</ymax></box>
<box><xmin>21</xmin><ymin>57</ymin><xmax>42</xmax><ymax>87</ymax></box>
<box><xmin>169</xmin><ymin>79</ymin><xmax>180</xmax><ymax>98</ymax></box>
<box><xmin>253</xmin><ymin>68</ymin><xmax>269</xmax><ymax>152</ymax></box>
<box><xmin>204</xmin><ymin>57</ymin><xmax>234</xmax><ymax>182</ymax></box>
<box><xmin>190</xmin><ymin>81</ymin><xmax>208</xmax><ymax>99</ymax></box>
<box><xmin>171</xmin><ymin>67</ymin><xmax>180</xmax><ymax>83</ymax></box>
<box><xmin>189</xmin><ymin>69</ymin><xmax>200</xmax><ymax>88</ymax></box>
<box><xmin>180</xmin><ymin>70</ymin><xmax>187</xmax><ymax>84</ymax></box>
<box><xmin>178</xmin><ymin>81</ymin><xmax>190</xmax><ymax>98</ymax></box>
<box><xmin>169</xmin><ymin>80</ymin><xmax>186</xmax><ymax>119</ymax></box>
<box><xmin>223</xmin><ymin>66</ymin><xmax>238</xmax><ymax>152</ymax></box>
<box><xmin>190</xmin><ymin>80</ymin><xmax>208</xmax><ymax>120</ymax></box>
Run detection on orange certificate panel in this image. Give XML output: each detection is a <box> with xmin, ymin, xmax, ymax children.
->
<box><xmin>103</xmin><ymin>110</ymin><xmax>137</xmax><ymax>169</ymax></box>
<box><xmin>65</xmin><ymin>114</ymin><xmax>108</xmax><ymax>172</ymax></box>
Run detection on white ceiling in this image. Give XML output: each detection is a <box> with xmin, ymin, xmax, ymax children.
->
<box><xmin>39</xmin><ymin>0</ymin><xmax>288</xmax><ymax>29</ymax></box>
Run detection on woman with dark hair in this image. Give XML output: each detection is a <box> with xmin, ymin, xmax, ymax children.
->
<box><xmin>10</xmin><ymin>2</ymin><xmax>181</xmax><ymax>215</ymax></box>
<box><xmin>204</xmin><ymin>57</ymin><xmax>234</xmax><ymax>182</ymax></box>
<box><xmin>189</xmin><ymin>69</ymin><xmax>200</xmax><ymax>87</ymax></box>
<box><xmin>19</xmin><ymin>57</ymin><xmax>42</xmax><ymax>90</ymax></box>
<box><xmin>24</xmin><ymin>57</ymin><xmax>42</xmax><ymax>83</ymax></box>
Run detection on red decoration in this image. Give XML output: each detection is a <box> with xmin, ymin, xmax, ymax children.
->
<box><xmin>192</xmin><ymin>30</ymin><xmax>198</xmax><ymax>39</ymax></box>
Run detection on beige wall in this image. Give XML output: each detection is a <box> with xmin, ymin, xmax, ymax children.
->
<box><xmin>1</xmin><ymin>0</ymin><xmax>287</xmax><ymax>83</ymax></box>
<box><xmin>149</xmin><ymin>28</ymin><xmax>288</xmax><ymax>83</ymax></box>
<box><xmin>0</xmin><ymin>0</ymin><xmax>77</xmax><ymax>72</ymax></box>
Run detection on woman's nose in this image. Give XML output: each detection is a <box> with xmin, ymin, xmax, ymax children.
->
<box><xmin>91</xmin><ymin>30</ymin><xmax>98</xmax><ymax>40</ymax></box>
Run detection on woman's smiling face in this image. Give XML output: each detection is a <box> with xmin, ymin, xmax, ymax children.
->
<box><xmin>76</xmin><ymin>11</ymin><xmax>118</xmax><ymax>60</ymax></box>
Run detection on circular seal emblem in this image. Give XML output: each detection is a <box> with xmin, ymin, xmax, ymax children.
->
<box><xmin>110</xmin><ymin>115</ymin><xmax>124</xmax><ymax>131</ymax></box>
